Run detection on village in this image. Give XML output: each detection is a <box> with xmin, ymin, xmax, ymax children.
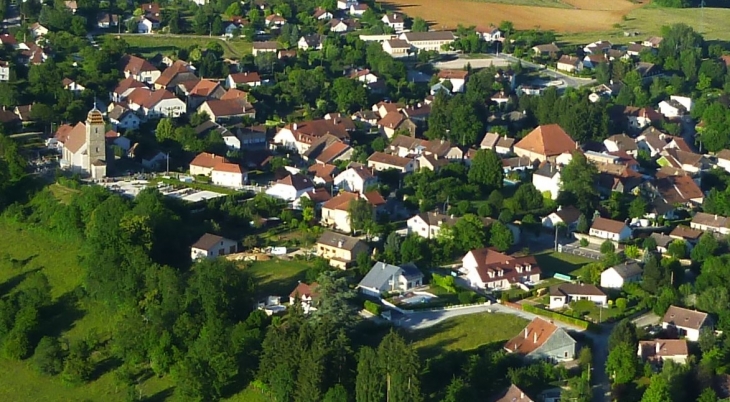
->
<box><xmin>0</xmin><ymin>0</ymin><xmax>729</xmax><ymax>401</ymax></box>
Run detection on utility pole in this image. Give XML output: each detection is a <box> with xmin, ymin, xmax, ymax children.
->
<box><xmin>166</xmin><ymin>152</ymin><xmax>170</xmax><ymax>174</ymax></box>
<box><xmin>554</xmin><ymin>224</ymin><xmax>558</xmax><ymax>251</ymax></box>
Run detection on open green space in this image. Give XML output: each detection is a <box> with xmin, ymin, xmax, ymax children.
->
<box><xmin>409</xmin><ymin>312</ymin><xmax>528</xmax><ymax>358</ymax></box>
<box><xmin>534</xmin><ymin>251</ymin><xmax>594</xmax><ymax>277</ymax></box>
<box><xmin>559</xmin><ymin>5</ymin><xmax>730</xmax><ymax>45</ymax></box>
<box><xmin>48</xmin><ymin>183</ymin><xmax>80</xmax><ymax>204</ymax></box>
<box><xmin>464</xmin><ymin>0</ymin><xmax>571</xmax><ymax>8</ymax></box>
<box><xmin>241</xmin><ymin>257</ymin><xmax>314</xmax><ymax>297</ymax></box>
<box><xmin>112</xmin><ymin>34</ymin><xmax>252</xmax><ymax>58</ymax></box>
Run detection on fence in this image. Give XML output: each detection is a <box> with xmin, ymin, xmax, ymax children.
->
<box><xmin>558</xmin><ymin>244</ymin><xmax>601</xmax><ymax>260</ymax></box>
<box><xmin>521</xmin><ymin>304</ymin><xmax>591</xmax><ymax>330</ymax></box>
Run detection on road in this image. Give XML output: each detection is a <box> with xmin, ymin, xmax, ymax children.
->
<box><xmin>432</xmin><ymin>57</ymin><xmax>509</xmax><ymax>70</ymax></box>
<box><xmin>495</xmin><ymin>53</ymin><xmax>596</xmax><ymax>89</ymax></box>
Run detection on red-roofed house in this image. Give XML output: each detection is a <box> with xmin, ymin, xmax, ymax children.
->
<box><xmin>321</xmin><ymin>191</ymin><xmax>386</xmax><ymax>233</ymax></box>
<box><xmin>462</xmin><ymin>247</ymin><xmax>541</xmax><ymax>290</ymax></box>
<box><xmin>226</xmin><ymin>72</ymin><xmax>262</xmax><ymax>88</ymax></box>
<box><xmin>125</xmin><ymin>88</ymin><xmax>186</xmax><ymax>119</ymax></box>
<box><xmin>212</xmin><ymin>161</ymin><xmax>247</xmax><ymax>189</ymax></box>
<box><xmin>190</xmin><ymin>152</ymin><xmax>228</xmax><ymax>176</ymax></box>
<box><xmin>120</xmin><ymin>55</ymin><xmax>161</xmax><ymax>84</ymax></box>
<box><xmin>504</xmin><ymin>318</ymin><xmax>577</xmax><ymax>362</ymax></box>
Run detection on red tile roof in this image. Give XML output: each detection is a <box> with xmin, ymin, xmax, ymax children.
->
<box><xmin>191</xmin><ymin>152</ymin><xmax>227</xmax><ymax>168</ymax></box>
<box><xmin>505</xmin><ymin>318</ymin><xmax>558</xmax><ymax>355</ymax></box>
<box><xmin>514</xmin><ymin>124</ymin><xmax>577</xmax><ymax>157</ymax></box>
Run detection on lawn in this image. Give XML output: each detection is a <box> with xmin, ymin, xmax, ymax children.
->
<box><xmin>534</xmin><ymin>251</ymin><xmax>594</xmax><ymax>277</ymax></box>
<box><xmin>409</xmin><ymin>312</ymin><xmax>528</xmax><ymax>358</ymax></box>
<box><xmin>113</xmin><ymin>34</ymin><xmax>252</xmax><ymax>58</ymax></box>
<box><xmin>241</xmin><ymin>257</ymin><xmax>314</xmax><ymax>297</ymax></box>
<box><xmin>48</xmin><ymin>183</ymin><xmax>79</xmax><ymax>204</ymax></box>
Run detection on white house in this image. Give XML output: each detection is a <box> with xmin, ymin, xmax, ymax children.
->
<box><xmin>337</xmin><ymin>0</ymin><xmax>358</xmax><ymax>10</ymax></box>
<box><xmin>137</xmin><ymin>16</ymin><xmax>157</xmax><ymax>33</ymax></box>
<box><xmin>400</xmin><ymin>31</ymin><xmax>456</xmax><ymax>52</ymax></box>
<box><xmin>638</xmin><ymin>339</ymin><xmax>689</xmax><ymax>365</ymax></box>
<box><xmin>532</xmin><ymin>162</ymin><xmax>561</xmax><ymax>200</ymax></box>
<box><xmin>367</xmin><ymin>152</ymin><xmax>416</xmax><ymax>173</ymax></box>
<box><xmin>0</xmin><ymin>61</ymin><xmax>9</xmax><ymax>82</ymax></box>
<box><xmin>265</xmin><ymin>173</ymin><xmax>315</xmax><ymax>202</ymax></box>
<box><xmin>437</xmin><ymin>69</ymin><xmax>468</xmax><ymax>93</ymax></box>
<box><xmin>541</xmin><ymin>205</ymin><xmax>581</xmax><ymax>232</ymax></box>
<box><xmin>125</xmin><ymin>88</ymin><xmax>186</xmax><ymax>119</ymax></box>
<box><xmin>298</xmin><ymin>34</ymin><xmax>325</xmax><ymax>51</ymax></box>
<box><xmin>548</xmin><ymin>283</ymin><xmax>607</xmax><ymax>310</ymax></box>
<box><xmin>690</xmin><ymin>212</ymin><xmax>730</xmax><ymax>235</ymax></box>
<box><xmin>211</xmin><ymin>162</ymin><xmax>246</xmax><ymax>189</ymax></box>
<box><xmin>556</xmin><ymin>55</ymin><xmax>582</xmax><ymax>73</ymax></box>
<box><xmin>716</xmin><ymin>149</ymin><xmax>730</xmax><ymax>173</ymax></box>
<box><xmin>406</xmin><ymin>212</ymin><xmax>488</xmax><ymax>240</ymax></box>
<box><xmin>381</xmin><ymin>13</ymin><xmax>405</xmax><ymax>33</ymax></box>
<box><xmin>29</xmin><ymin>23</ymin><xmax>49</xmax><ymax>39</ymax></box>
<box><xmin>349</xmin><ymin>3</ymin><xmax>369</xmax><ymax>16</ymax></box>
<box><xmin>589</xmin><ymin>217</ymin><xmax>632</xmax><ymax>242</ymax></box>
<box><xmin>313</xmin><ymin>7</ymin><xmax>333</xmax><ymax>20</ymax></box>
<box><xmin>226</xmin><ymin>72</ymin><xmax>262</xmax><ymax>88</ymax></box>
<box><xmin>476</xmin><ymin>26</ymin><xmax>501</xmax><ymax>42</ymax></box>
<box><xmin>356</xmin><ymin>262</ymin><xmax>424</xmax><ymax>297</ymax></box>
<box><xmin>108</xmin><ymin>105</ymin><xmax>141</xmax><ymax>130</ymax></box>
<box><xmin>661</xmin><ymin>305</ymin><xmax>710</xmax><ymax>342</ymax></box>
<box><xmin>462</xmin><ymin>247</ymin><xmax>541</xmax><ymax>290</ymax></box>
<box><xmin>289</xmin><ymin>282</ymin><xmax>318</xmax><ymax>314</ymax></box>
<box><xmin>190</xmin><ymin>233</ymin><xmax>238</xmax><ymax>260</ymax></box>
<box><xmin>190</xmin><ymin>152</ymin><xmax>227</xmax><ymax>176</ymax></box>
<box><xmin>333</xmin><ymin>166</ymin><xmax>377</xmax><ymax>194</ymax></box>
<box><xmin>600</xmin><ymin>262</ymin><xmax>643</xmax><ymax>289</ymax></box>
<box><xmin>62</xmin><ymin>78</ymin><xmax>86</xmax><ymax>94</ymax></box>
<box><xmin>321</xmin><ymin>191</ymin><xmax>385</xmax><ymax>233</ymax></box>
<box><xmin>265</xmin><ymin>14</ymin><xmax>286</xmax><ymax>27</ymax></box>
<box><xmin>382</xmin><ymin>39</ymin><xmax>412</xmax><ymax>58</ymax></box>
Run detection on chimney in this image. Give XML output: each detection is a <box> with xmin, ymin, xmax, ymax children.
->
<box><xmin>655</xmin><ymin>342</ymin><xmax>661</xmax><ymax>354</ymax></box>
<box><xmin>338</xmin><ymin>240</ymin><xmax>343</xmax><ymax>248</ymax></box>
<box><xmin>520</xmin><ymin>392</ymin><xmax>525</xmax><ymax>399</ymax></box>
<box><xmin>524</xmin><ymin>328</ymin><xmax>528</xmax><ymax>338</ymax></box>
<box><xmin>637</xmin><ymin>343</ymin><xmax>643</xmax><ymax>357</ymax></box>
<box><xmin>533</xmin><ymin>332</ymin><xmax>538</xmax><ymax>343</ymax></box>
<box><xmin>293</xmin><ymin>123</ymin><xmax>298</xmax><ymax>131</ymax></box>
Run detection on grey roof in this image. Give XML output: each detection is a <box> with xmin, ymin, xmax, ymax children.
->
<box><xmin>192</xmin><ymin>233</ymin><xmax>227</xmax><ymax>250</ymax></box>
<box><xmin>650</xmin><ymin>232</ymin><xmax>674</xmax><ymax>248</ymax></box>
<box><xmin>317</xmin><ymin>231</ymin><xmax>366</xmax><ymax>251</ymax></box>
<box><xmin>553</xmin><ymin>206</ymin><xmax>581</xmax><ymax>224</ymax></box>
<box><xmin>608</xmin><ymin>262</ymin><xmax>642</xmax><ymax>279</ymax></box>
<box><xmin>549</xmin><ymin>283</ymin><xmax>606</xmax><ymax>297</ymax></box>
<box><xmin>534</xmin><ymin>162</ymin><xmax>559</xmax><ymax>178</ymax></box>
<box><xmin>358</xmin><ymin>261</ymin><xmax>423</xmax><ymax>290</ymax></box>
<box><xmin>402</xmin><ymin>31</ymin><xmax>455</xmax><ymax>42</ymax></box>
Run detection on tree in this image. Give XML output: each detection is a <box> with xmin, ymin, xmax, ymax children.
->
<box><xmin>411</xmin><ymin>17</ymin><xmax>428</xmax><ymax>32</ymax></box>
<box><xmin>641</xmin><ymin>375</ymin><xmax>672</xmax><ymax>402</ymax></box>
<box><xmin>61</xmin><ymin>341</ymin><xmax>93</xmax><ymax>385</ymax></box>
<box><xmin>451</xmin><ymin>214</ymin><xmax>487</xmax><ymax>253</ymax></box>
<box><xmin>559</xmin><ymin>152</ymin><xmax>599</xmax><ymax>212</ymax></box>
<box><xmin>155</xmin><ymin>118</ymin><xmax>175</xmax><ymax>142</ymax></box>
<box><xmin>606</xmin><ymin>343</ymin><xmax>638</xmax><ymax>385</ymax></box>
<box><xmin>378</xmin><ymin>332</ymin><xmax>421</xmax><ymax>402</ymax></box>
<box><xmin>690</xmin><ymin>233</ymin><xmax>719</xmax><ymax>263</ymax></box>
<box><xmin>600</xmin><ymin>240</ymin><xmax>615</xmax><ymax>254</ymax></box>
<box><xmin>628</xmin><ymin>196</ymin><xmax>648</xmax><ymax>219</ymax></box>
<box><xmin>697</xmin><ymin>388</ymin><xmax>719</xmax><ymax>402</ymax></box>
<box><xmin>578</xmin><ymin>347</ymin><xmax>592</xmax><ymax>370</ymax></box>
<box><xmin>331</xmin><ymin>77</ymin><xmax>368</xmax><ymax>113</ymax></box>
<box><xmin>383</xmin><ymin>231</ymin><xmax>401</xmax><ymax>264</ymax></box>
<box><xmin>642</xmin><ymin>253</ymin><xmax>667</xmax><ymax>294</ymax></box>
<box><xmin>311</xmin><ymin>271</ymin><xmax>356</xmax><ymax>328</ymax></box>
<box><xmin>468</xmin><ymin>149</ymin><xmax>504</xmax><ymax>191</ymax></box>
<box><xmin>400</xmin><ymin>235</ymin><xmax>426</xmax><ymax>265</ymax></box>
<box><xmin>667</xmin><ymin>240</ymin><xmax>686</xmax><ymax>259</ymax></box>
<box><xmin>323</xmin><ymin>384</ymin><xmax>349</xmax><ymax>402</ymax></box>
<box><xmin>576</xmin><ymin>214</ymin><xmax>589</xmax><ymax>233</ymax></box>
<box><xmin>33</xmin><ymin>336</ymin><xmax>65</xmax><ymax>375</ymax></box>
<box><xmin>442</xmin><ymin>377</ymin><xmax>470</xmax><ymax>402</ymax></box>
<box><xmin>489</xmin><ymin>221</ymin><xmax>514</xmax><ymax>252</ymax></box>
<box><xmin>356</xmin><ymin>347</ymin><xmax>383</xmax><ymax>402</ymax></box>
<box><xmin>608</xmin><ymin>319</ymin><xmax>638</xmax><ymax>351</ymax></box>
<box><xmin>347</xmin><ymin>198</ymin><xmax>374</xmax><ymax>235</ymax></box>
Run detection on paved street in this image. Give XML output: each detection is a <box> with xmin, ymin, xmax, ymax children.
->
<box><xmin>495</xmin><ymin>53</ymin><xmax>596</xmax><ymax>89</ymax></box>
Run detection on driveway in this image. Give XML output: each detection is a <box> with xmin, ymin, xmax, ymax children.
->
<box><xmin>495</xmin><ymin>54</ymin><xmax>596</xmax><ymax>89</ymax></box>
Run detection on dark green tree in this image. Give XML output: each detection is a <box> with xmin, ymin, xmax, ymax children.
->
<box><xmin>559</xmin><ymin>152</ymin><xmax>599</xmax><ymax>212</ymax></box>
<box><xmin>33</xmin><ymin>336</ymin><xmax>65</xmax><ymax>375</ymax></box>
<box><xmin>356</xmin><ymin>346</ymin><xmax>383</xmax><ymax>402</ymax></box>
<box><xmin>468</xmin><ymin>149</ymin><xmax>504</xmax><ymax>191</ymax></box>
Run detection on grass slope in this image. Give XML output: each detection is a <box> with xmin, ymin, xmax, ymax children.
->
<box><xmin>533</xmin><ymin>251</ymin><xmax>594</xmax><ymax>277</ymax></box>
<box><xmin>241</xmin><ymin>258</ymin><xmax>313</xmax><ymax>298</ymax></box>
<box><xmin>114</xmin><ymin>34</ymin><xmax>252</xmax><ymax>58</ymax></box>
<box><xmin>409</xmin><ymin>312</ymin><xmax>528</xmax><ymax>358</ymax></box>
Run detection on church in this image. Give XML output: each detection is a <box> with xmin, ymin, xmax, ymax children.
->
<box><xmin>55</xmin><ymin>108</ymin><xmax>111</xmax><ymax>179</ymax></box>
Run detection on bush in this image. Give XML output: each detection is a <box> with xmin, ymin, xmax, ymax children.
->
<box><xmin>432</xmin><ymin>273</ymin><xmax>457</xmax><ymax>293</ymax></box>
<box><xmin>458</xmin><ymin>291</ymin><xmax>475</xmax><ymax>305</ymax></box>
<box><xmin>522</xmin><ymin>304</ymin><xmax>590</xmax><ymax>329</ymax></box>
<box><xmin>600</xmin><ymin>240</ymin><xmax>615</xmax><ymax>254</ymax></box>
<box><xmin>364</xmin><ymin>300</ymin><xmax>382</xmax><ymax>315</ymax></box>
<box><xmin>579</xmin><ymin>238</ymin><xmax>589</xmax><ymax>247</ymax></box>
<box><xmin>615</xmin><ymin>297</ymin><xmax>627</xmax><ymax>312</ymax></box>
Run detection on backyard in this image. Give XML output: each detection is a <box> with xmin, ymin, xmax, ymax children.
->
<box><xmin>409</xmin><ymin>312</ymin><xmax>529</xmax><ymax>358</ymax></box>
<box><xmin>534</xmin><ymin>250</ymin><xmax>594</xmax><ymax>278</ymax></box>
<box><xmin>240</xmin><ymin>257</ymin><xmax>315</xmax><ymax>297</ymax></box>
<box><xmin>111</xmin><ymin>34</ymin><xmax>252</xmax><ymax>58</ymax></box>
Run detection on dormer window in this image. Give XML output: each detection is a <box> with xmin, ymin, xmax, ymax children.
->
<box><xmin>525</xmin><ymin>264</ymin><xmax>531</xmax><ymax>272</ymax></box>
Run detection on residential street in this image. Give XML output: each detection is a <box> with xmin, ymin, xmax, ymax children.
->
<box><xmin>495</xmin><ymin>53</ymin><xmax>596</xmax><ymax>89</ymax></box>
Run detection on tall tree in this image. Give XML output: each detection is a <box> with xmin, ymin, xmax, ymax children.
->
<box><xmin>641</xmin><ymin>375</ymin><xmax>672</xmax><ymax>402</ymax></box>
<box><xmin>347</xmin><ymin>198</ymin><xmax>374</xmax><ymax>235</ymax></box>
<box><xmin>559</xmin><ymin>151</ymin><xmax>599</xmax><ymax>213</ymax></box>
<box><xmin>605</xmin><ymin>343</ymin><xmax>639</xmax><ymax>385</ymax></box>
<box><xmin>378</xmin><ymin>332</ymin><xmax>422</xmax><ymax>402</ymax></box>
<box><xmin>356</xmin><ymin>346</ymin><xmax>383</xmax><ymax>402</ymax></box>
<box><xmin>468</xmin><ymin>149</ymin><xmax>504</xmax><ymax>191</ymax></box>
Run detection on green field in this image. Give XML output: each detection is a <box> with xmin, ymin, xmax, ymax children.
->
<box><xmin>113</xmin><ymin>34</ymin><xmax>252</xmax><ymax>58</ymax></box>
<box><xmin>559</xmin><ymin>5</ymin><xmax>730</xmax><ymax>45</ymax></box>
<box><xmin>409</xmin><ymin>312</ymin><xmax>528</xmax><ymax>358</ymax></box>
<box><xmin>533</xmin><ymin>251</ymin><xmax>594</xmax><ymax>277</ymax></box>
<box><xmin>241</xmin><ymin>258</ymin><xmax>314</xmax><ymax>298</ymax></box>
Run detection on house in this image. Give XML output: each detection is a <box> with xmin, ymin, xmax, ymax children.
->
<box><xmin>125</xmin><ymin>88</ymin><xmax>186</xmax><ymax>119</ymax></box>
<box><xmin>436</xmin><ymin>69</ymin><xmax>468</xmax><ymax>92</ymax></box>
<box><xmin>154</xmin><ymin>59</ymin><xmax>197</xmax><ymax>90</ymax></box>
<box><xmin>313</xmin><ymin>7</ymin><xmax>333</xmax><ymax>20</ymax></box>
<box><xmin>583</xmin><ymin>40</ymin><xmax>612</xmax><ymax>54</ymax></box>
<box><xmin>190</xmin><ymin>233</ymin><xmax>238</xmax><ymax>260</ymax></box>
<box><xmin>105</xmin><ymin>130</ymin><xmax>131</xmax><ymax>153</ymax></box>
<box><xmin>376</xmin><ymin>112</ymin><xmax>416</xmax><ymax>138</ymax></box>
<box><xmin>273</xmin><ymin>119</ymin><xmax>352</xmax><ymax>154</ymax></box>
<box><xmin>549</xmin><ymin>283</ymin><xmax>607</xmax><ymax>310</ymax></box>
<box><xmin>0</xmin><ymin>61</ymin><xmax>9</xmax><ymax>82</ymax></box>
<box><xmin>556</xmin><ymin>55</ymin><xmax>582</xmax><ymax>73</ymax></box>
<box><xmin>298</xmin><ymin>34</ymin><xmax>325</xmax><ymax>51</ymax></box>
<box><xmin>308</xmin><ymin>162</ymin><xmax>339</xmax><ymax>186</ymax></box>
<box><xmin>400</xmin><ymin>31</ymin><xmax>455</xmax><ymax>52</ymax></box>
<box><xmin>658</xmin><ymin>96</ymin><xmax>692</xmax><ymax>118</ymax></box>
<box><xmin>190</xmin><ymin>152</ymin><xmax>227</xmax><ymax>176</ymax></box>
<box><xmin>635</xmin><ymin>62</ymin><xmax>662</xmax><ymax>82</ymax></box>
<box><xmin>604</xmin><ymin>134</ymin><xmax>638</xmax><ymax>156</ymax></box>
<box><xmin>531</xmin><ymin>43</ymin><xmax>561</xmax><ymax>58</ymax></box>
<box><xmin>513</xmin><ymin>124</ymin><xmax>577</xmax><ymax>163</ymax></box>
<box><xmin>296</xmin><ymin>187</ymin><xmax>332</xmax><ymax>209</ymax></box>
<box><xmin>302</xmin><ymin>134</ymin><xmax>353</xmax><ymax>165</ymax></box>
<box><xmin>661</xmin><ymin>305</ymin><xmax>710</xmax><ymax>341</ymax></box>
<box><xmin>136</xmin><ymin>15</ymin><xmax>159</xmax><ymax>33</ymax></box>
<box><xmin>252</xmin><ymin>41</ymin><xmax>278</xmax><ymax>56</ymax></box>
<box><xmin>357</xmin><ymin>261</ymin><xmax>424</xmax><ymax>297</ymax></box>
<box><xmin>289</xmin><ymin>282</ymin><xmax>318</xmax><ymax>313</ymax></box>
<box><xmin>407</xmin><ymin>212</ymin><xmax>492</xmax><ymax>240</ymax></box>
<box><xmin>367</xmin><ymin>152</ymin><xmax>416</xmax><ymax>173</ymax></box>
<box><xmin>475</xmin><ymin>26</ymin><xmax>502</xmax><ymax>42</ymax></box>
<box><xmin>97</xmin><ymin>12</ymin><xmax>119</xmax><ymax>29</ymax></box>
<box><xmin>643</xmin><ymin>36</ymin><xmax>663</xmax><ymax>48</ymax></box>
<box><xmin>64</xmin><ymin>0</ymin><xmax>78</xmax><ymax>13</ymax></box>
<box><xmin>120</xmin><ymin>55</ymin><xmax>161</xmax><ymax>84</ymax></box>
<box><xmin>381</xmin><ymin>13</ymin><xmax>405</xmax><ymax>33</ymax></box>
<box><xmin>532</xmin><ymin>162</ymin><xmax>561</xmax><ymax>200</ymax></box>
<box><xmin>29</xmin><ymin>23</ymin><xmax>49</xmax><ymax>39</ymax></box>
<box><xmin>716</xmin><ymin>149</ymin><xmax>730</xmax><ymax>173</ymax></box>
<box><xmin>226</xmin><ymin>71</ymin><xmax>262</xmax><ymax>88</ymax></box>
<box><xmin>493</xmin><ymin>384</ymin><xmax>534</xmax><ymax>402</ymax></box>
<box><xmin>690</xmin><ymin>212</ymin><xmax>730</xmax><ymax>235</ymax></box>
<box><xmin>589</xmin><ymin>217</ymin><xmax>631</xmax><ymax>242</ymax></box>
<box><xmin>338</xmin><ymin>0</ymin><xmax>358</xmax><ymax>9</ymax></box>
<box><xmin>349</xmin><ymin>3</ymin><xmax>369</xmax><ymax>16</ymax></box>
<box><xmin>211</xmin><ymin>162</ymin><xmax>246</xmax><ymax>189</ymax></box>
<box><xmin>541</xmin><ymin>205</ymin><xmax>581</xmax><ymax>232</ymax></box>
<box><xmin>108</xmin><ymin>104</ymin><xmax>141</xmax><ymax>130</ymax></box>
<box><xmin>382</xmin><ymin>39</ymin><xmax>412</xmax><ymax>57</ymax></box>
<box><xmin>658</xmin><ymin>148</ymin><xmax>708</xmax><ymax>174</ymax></box>
<box><xmin>321</xmin><ymin>191</ymin><xmax>386</xmax><ymax>233</ymax></box>
<box><xmin>56</xmin><ymin>109</ymin><xmax>111</xmax><ymax>179</ymax></box>
<box><xmin>600</xmin><ymin>262</ymin><xmax>642</xmax><ymax>289</ymax></box>
<box><xmin>462</xmin><ymin>247</ymin><xmax>541</xmax><ymax>290</ymax></box>
<box><xmin>199</xmin><ymin>98</ymin><xmax>255</xmax><ymax>123</ymax></box>
<box><xmin>265</xmin><ymin>14</ymin><xmax>286</xmax><ymax>27</ymax></box>
<box><xmin>265</xmin><ymin>173</ymin><xmax>315</xmax><ymax>202</ymax></box>
<box><xmin>669</xmin><ymin>225</ymin><xmax>703</xmax><ymax>245</ymax></box>
<box><xmin>333</xmin><ymin>166</ymin><xmax>377</xmax><ymax>194</ymax></box>
<box><xmin>62</xmin><ymin>78</ymin><xmax>86</xmax><ymax>94</ymax></box>
<box><xmin>637</xmin><ymin>339</ymin><xmax>689</xmax><ymax>365</ymax></box>
<box><xmin>316</xmin><ymin>231</ymin><xmax>370</xmax><ymax>269</ymax></box>
<box><xmin>504</xmin><ymin>318</ymin><xmax>577</xmax><ymax>361</ymax></box>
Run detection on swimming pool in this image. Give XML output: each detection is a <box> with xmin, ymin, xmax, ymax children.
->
<box><xmin>401</xmin><ymin>294</ymin><xmax>436</xmax><ymax>305</ymax></box>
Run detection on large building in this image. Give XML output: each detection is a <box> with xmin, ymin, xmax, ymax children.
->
<box><xmin>57</xmin><ymin>108</ymin><xmax>110</xmax><ymax>179</ymax></box>
<box><xmin>513</xmin><ymin>124</ymin><xmax>577</xmax><ymax>163</ymax></box>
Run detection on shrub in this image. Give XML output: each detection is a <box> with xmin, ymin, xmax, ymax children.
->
<box><xmin>458</xmin><ymin>291</ymin><xmax>475</xmax><ymax>305</ymax></box>
<box><xmin>615</xmin><ymin>297</ymin><xmax>627</xmax><ymax>312</ymax></box>
<box><xmin>364</xmin><ymin>300</ymin><xmax>382</xmax><ymax>315</ymax></box>
<box><xmin>432</xmin><ymin>273</ymin><xmax>457</xmax><ymax>293</ymax></box>
<box><xmin>522</xmin><ymin>303</ymin><xmax>590</xmax><ymax>329</ymax></box>
<box><xmin>600</xmin><ymin>240</ymin><xmax>615</xmax><ymax>254</ymax></box>
<box><xmin>579</xmin><ymin>238</ymin><xmax>589</xmax><ymax>247</ymax></box>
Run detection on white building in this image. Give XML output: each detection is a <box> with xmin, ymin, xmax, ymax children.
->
<box><xmin>549</xmin><ymin>283</ymin><xmax>607</xmax><ymax>310</ymax></box>
<box><xmin>532</xmin><ymin>162</ymin><xmax>561</xmax><ymax>200</ymax></box>
<box><xmin>638</xmin><ymin>339</ymin><xmax>688</xmax><ymax>365</ymax></box>
<box><xmin>600</xmin><ymin>262</ymin><xmax>643</xmax><ymax>289</ymax></box>
<box><xmin>265</xmin><ymin>173</ymin><xmax>315</xmax><ymax>202</ymax></box>
<box><xmin>333</xmin><ymin>166</ymin><xmax>377</xmax><ymax>194</ymax></box>
<box><xmin>400</xmin><ymin>31</ymin><xmax>455</xmax><ymax>52</ymax></box>
<box><xmin>356</xmin><ymin>262</ymin><xmax>424</xmax><ymax>297</ymax></box>
<box><xmin>381</xmin><ymin>13</ymin><xmax>405</xmax><ymax>33</ymax></box>
<box><xmin>56</xmin><ymin>108</ymin><xmax>110</xmax><ymax>179</ymax></box>
<box><xmin>190</xmin><ymin>233</ymin><xmax>238</xmax><ymax>260</ymax></box>
<box><xmin>0</xmin><ymin>61</ymin><xmax>9</xmax><ymax>81</ymax></box>
<box><xmin>211</xmin><ymin>162</ymin><xmax>247</xmax><ymax>189</ymax></box>
<box><xmin>541</xmin><ymin>206</ymin><xmax>581</xmax><ymax>232</ymax></box>
<box><xmin>589</xmin><ymin>217</ymin><xmax>632</xmax><ymax>242</ymax></box>
<box><xmin>661</xmin><ymin>305</ymin><xmax>710</xmax><ymax>342</ymax></box>
<box><xmin>716</xmin><ymin>149</ymin><xmax>730</xmax><ymax>173</ymax></box>
<box><xmin>462</xmin><ymin>247</ymin><xmax>541</xmax><ymax>290</ymax></box>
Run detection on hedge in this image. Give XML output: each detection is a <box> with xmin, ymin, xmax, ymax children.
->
<box><xmin>522</xmin><ymin>304</ymin><xmax>590</xmax><ymax>330</ymax></box>
<box><xmin>364</xmin><ymin>300</ymin><xmax>382</xmax><ymax>315</ymax></box>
